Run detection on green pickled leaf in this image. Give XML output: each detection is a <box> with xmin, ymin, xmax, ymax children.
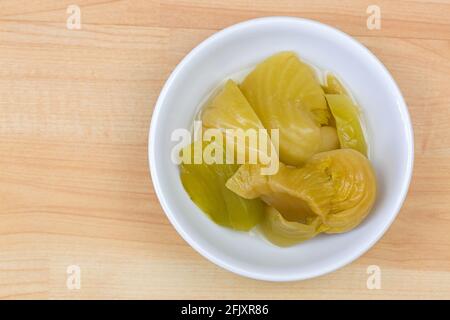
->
<box><xmin>226</xmin><ymin>149</ymin><xmax>377</xmax><ymax>233</ymax></box>
<box><xmin>325</xmin><ymin>94</ymin><xmax>368</xmax><ymax>156</ymax></box>
<box><xmin>226</xmin><ymin>162</ymin><xmax>334</xmax><ymax>222</ymax></box>
<box><xmin>180</xmin><ymin>141</ymin><xmax>264</xmax><ymax>231</ymax></box>
<box><xmin>201</xmin><ymin>79</ymin><xmax>278</xmax><ymax>170</ymax></box>
<box><xmin>318</xmin><ymin>126</ymin><xmax>340</xmax><ymax>152</ymax></box>
<box><xmin>261</xmin><ymin>206</ymin><xmax>327</xmax><ymax>247</ymax></box>
<box><xmin>240</xmin><ymin>51</ymin><xmax>328</xmax><ymax>165</ymax></box>
<box><xmin>322</xmin><ymin>74</ymin><xmax>348</xmax><ymax>95</ymax></box>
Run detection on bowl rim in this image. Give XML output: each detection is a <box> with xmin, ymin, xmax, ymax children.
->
<box><xmin>148</xmin><ymin>16</ymin><xmax>414</xmax><ymax>282</ymax></box>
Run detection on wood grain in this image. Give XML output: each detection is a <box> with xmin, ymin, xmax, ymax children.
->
<box><xmin>1</xmin><ymin>0</ymin><xmax>450</xmax><ymax>299</ymax></box>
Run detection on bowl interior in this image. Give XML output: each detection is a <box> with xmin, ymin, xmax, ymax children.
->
<box><xmin>150</xmin><ymin>17</ymin><xmax>413</xmax><ymax>281</ymax></box>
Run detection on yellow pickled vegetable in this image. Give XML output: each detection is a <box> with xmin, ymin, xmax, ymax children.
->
<box><xmin>226</xmin><ymin>149</ymin><xmax>377</xmax><ymax>233</ymax></box>
<box><xmin>318</xmin><ymin>126</ymin><xmax>340</xmax><ymax>152</ymax></box>
<box><xmin>225</xmin><ymin>162</ymin><xmax>334</xmax><ymax>222</ymax></box>
<box><xmin>315</xmin><ymin>149</ymin><xmax>376</xmax><ymax>233</ymax></box>
<box><xmin>240</xmin><ymin>51</ymin><xmax>329</xmax><ymax>165</ymax></box>
<box><xmin>177</xmin><ymin>51</ymin><xmax>377</xmax><ymax>245</ymax></box>
<box><xmin>325</xmin><ymin>94</ymin><xmax>368</xmax><ymax>156</ymax></box>
<box><xmin>180</xmin><ymin>140</ymin><xmax>264</xmax><ymax>231</ymax></box>
<box><xmin>201</xmin><ymin>80</ymin><xmax>278</xmax><ymax>173</ymax></box>
<box><xmin>261</xmin><ymin>206</ymin><xmax>327</xmax><ymax>247</ymax></box>
<box><xmin>202</xmin><ymin>80</ymin><xmax>264</xmax><ymax>132</ymax></box>
<box><xmin>323</xmin><ymin>73</ymin><xmax>348</xmax><ymax>95</ymax></box>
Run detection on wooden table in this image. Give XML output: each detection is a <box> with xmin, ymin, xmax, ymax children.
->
<box><xmin>1</xmin><ymin>0</ymin><xmax>449</xmax><ymax>299</ymax></box>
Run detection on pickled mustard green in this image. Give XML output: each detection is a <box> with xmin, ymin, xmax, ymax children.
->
<box><xmin>178</xmin><ymin>51</ymin><xmax>377</xmax><ymax>246</ymax></box>
<box><xmin>240</xmin><ymin>51</ymin><xmax>329</xmax><ymax>165</ymax></box>
<box><xmin>318</xmin><ymin>126</ymin><xmax>340</xmax><ymax>152</ymax></box>
<box><xmin>261</xmin><ymin>206</ymin><xmax>327</xmax><ymax>247</ymax></box>
<box><xmin>225</xmin><ymin>162</ymin><xmax>334</xmax><ymax>222</ymax></box>
<box><xmin>323</xmin><ymin>74</ymin><xmax>348</xmax><ymax>95</ymax></box>
<box><xmin>180</xmin><ymin>141</ymin><xmax>264</xmax><ymax>231</ymax></box>
<box><xmin>226</xmin><ymin>149</ymin><xmax>377</xmax><ymax>237</ymax></box>
<box><xmin>326</xmin><ymin>94</ymin><xmax>368</xmax><ymax>156</ymax></box>
<box><xmin>202</xmin><ymin>79</ymin><xmax>277</xmax><ymax>167</ymax></box>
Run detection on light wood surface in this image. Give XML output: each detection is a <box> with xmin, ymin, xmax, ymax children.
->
<box><xmin>1</xmin><ymin>0</ymin><xmax>450</xmax><ymax>299</ymax></box>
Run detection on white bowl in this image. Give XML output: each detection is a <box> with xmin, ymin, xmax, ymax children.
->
<box><xmin>149</xmin><ymin>17</ymin><xmax>414</xmax><ymax>281</ymax></box>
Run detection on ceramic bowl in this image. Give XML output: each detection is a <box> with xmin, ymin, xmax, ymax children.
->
<box><xmin>149</xmin><ymin>17</ymin><xmax>414</xmax><ymax>281</ymax></box>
